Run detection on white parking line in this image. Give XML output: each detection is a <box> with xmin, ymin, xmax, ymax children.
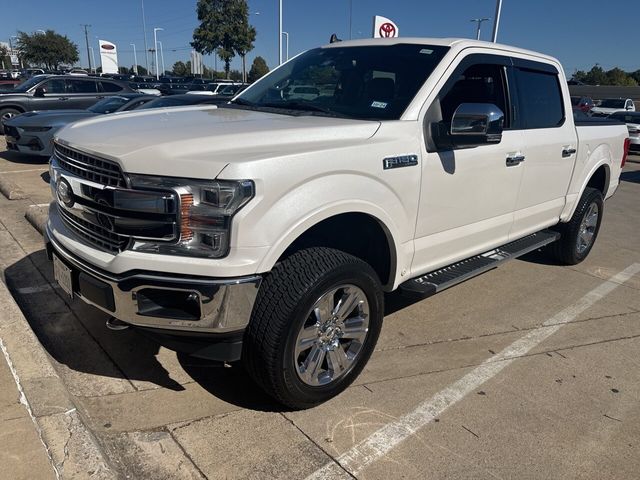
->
<box><xmin>31</xmin><ymin>203</ymin><xmax>50</xmax><ymax>208</ymax></box>
<box><xmin>307</xmin><ymin>263</ymin><xmax>640</xmax><ymax>480</ymax></box>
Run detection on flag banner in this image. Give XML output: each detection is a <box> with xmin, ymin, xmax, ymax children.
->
<box><xmin>372</xmin><ymin>16</ymin><xmax>399</xmax><ymax>38</ymax></box>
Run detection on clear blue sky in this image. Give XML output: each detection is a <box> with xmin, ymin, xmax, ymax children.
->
<box><xmin>2</xmin><ymin>0</ymin><xmax>636</xmax><ymax>75</ymax></box>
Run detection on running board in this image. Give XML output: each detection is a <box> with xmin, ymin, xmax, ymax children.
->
<box><xmin>399</xmin><ymin>230</ymin><xmax>560</xmax><ymax>299</ymax></box>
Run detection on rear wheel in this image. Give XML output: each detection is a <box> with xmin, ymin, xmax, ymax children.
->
<box><xmin>243</xmin><ymin>247</ymin><xmax>384</xmax><ymax>409</ymax></box>
<box><xmin>0</xmin><ymin>108</ymin><xmax>21</xmax><ymax>134</ymax></box>
<box><xmin>550</xmin><ymin>187</ymin><xmax>603</xmax><ymax>265</ymax></box>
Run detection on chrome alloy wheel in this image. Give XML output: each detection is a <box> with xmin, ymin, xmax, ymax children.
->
<box><xmin>294</xmin><ymin>284</ymin><xmax>369</xmax><ymax>386</ymax></box>
<box><xmin>1</xmin><ymin>111</ymin><xmax>16</xmax><ymax>121</ymax></box>
<box><xmin>576</xmin><ymin>202</ymin><xmax>599</xmax><ymax>254</ymax></box>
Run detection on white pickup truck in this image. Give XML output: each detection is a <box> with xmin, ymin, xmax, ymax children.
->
<box><xmin>45</xmin><ymin>38</ymin><xmax>629</xmax><ymax>408</ymax></box>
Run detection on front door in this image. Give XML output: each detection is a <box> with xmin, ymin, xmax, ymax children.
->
<box><xmin>412</xmin><ymin>55</ymin><xmax>524</xmax><ymax>276</ymax></box>
<box><xmin>28</xmin><ymin>78</ymin><xmax>68</xmax><ymax>111</ymax></box>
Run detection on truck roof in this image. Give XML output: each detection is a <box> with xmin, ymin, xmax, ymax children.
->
<box><xmin>322</xmin><ymin>37</ymin><xmax>559</xmax><ymax>65</ymax></box>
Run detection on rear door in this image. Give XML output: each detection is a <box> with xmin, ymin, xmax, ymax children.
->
<box><xmin>65</xmin><ymin>78</ymin><xmax>100</xmax><ymax>108</ymax></box>
<box><xmin>509</xmin><ymin>59</ymin><xmax>578</xmax><ymax>238</ymax></box>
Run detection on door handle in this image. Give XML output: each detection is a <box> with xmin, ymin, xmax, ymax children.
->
<box><xmin>506</xmin><ymin>154</ymin><xmax>525</xmax><ymax>166</ymax></box>
<box><xmin>562</xmin><ymin>147</ymin><xmax>577</xmax><ymax>158</ymax></box>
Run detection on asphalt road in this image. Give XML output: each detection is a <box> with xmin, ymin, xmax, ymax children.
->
<box><xmin>1</xmin><ymin>137</ymin><xmax>639</xmax><ymax>479</ymax></box>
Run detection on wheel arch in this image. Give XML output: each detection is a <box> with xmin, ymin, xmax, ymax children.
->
<box><xmin>257</xmin><ymin>208</ymin><xmax>399</xmax><ymax>291</ymax></box>
<box><xmin>561</xmin><ymin>161</ymin><xmax>611</xmax><ymax>222</ymax></box>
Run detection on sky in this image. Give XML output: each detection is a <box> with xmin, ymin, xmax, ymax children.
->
<box><xmin>1</xmin><ymin>0</ymin><xmax>637</xmax><ymax>76</ymax></box>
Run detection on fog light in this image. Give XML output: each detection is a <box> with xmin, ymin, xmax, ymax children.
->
<box><xmin>136</xmin><ymin>288</ymin><xmax>201</xmax><ymax>321</ymax></box>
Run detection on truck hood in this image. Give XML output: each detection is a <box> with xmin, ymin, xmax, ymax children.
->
<box><xmin>8</xmin><ymin>110</ymin><xmax>97</xmax><ymax>127</ymax></box>
<box><xmin>56</xmin><ymin>105</ymin><xmax>381</xmax><ymax>179</ymax></box>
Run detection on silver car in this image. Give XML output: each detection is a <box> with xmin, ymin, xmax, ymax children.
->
<box><xmin>3</xmin><ymin>93</ymin><xmax>154</xmax><ymax>156</ymax></box>
<box><xmin>609</xmin><ymin>111</ymin><xmax>640</xmax><ymax>153</ymax></box>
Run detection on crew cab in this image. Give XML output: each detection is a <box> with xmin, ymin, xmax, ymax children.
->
<box><xmin>0</xmin><ymin>75</ymin><xmax>134</xmax><ymax>134</ymax></box>
<box><xmin>45</xmin><ymin>38</ymin><xmax>629</xmax><ymax>408</ymax></box>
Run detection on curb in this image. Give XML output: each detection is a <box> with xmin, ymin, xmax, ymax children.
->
<box><xmin>25</xmin><ymin>204</ymin><xmax>49</xmax><ymax>236</ymax></box>
<box><xmin>0</xmin><ymin>278</ymin><xmax>118</xmax><ymax>479</ymax></box>
<box><xmin>0</xmin><ymin>176</ymin><xmax>27</xmax><ymax>200</ymax></box>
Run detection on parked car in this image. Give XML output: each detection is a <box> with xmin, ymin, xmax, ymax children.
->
<box><xmin>128</xmin><ymin>82</ymin><xmax>161</xmax><ymax>96</ymax></box>
<box><xmin>157</xmin><ymin>83</ymin><xmax>190</xmax><ymax>95</ymax></box>
<box><xmin>570</xmin><ymin>96</ymin><xmax>594</xmax><ymax>113</ymax></box>
<box><xmin>45</xmin><ymin>38</ymin><xmax>629</xmax><ymax>408</ymax></box>
<box><xmin>135</xmin><ymin>93</ymin><xmax>231</xmax><ymax>109</ymax></box>
<box><xmin>3</xmin><ymin>93</ymin><xmax>156</xmax><ymax>156</ymax></box>
<box><xmin>609</xmin><ymin>111</ymin><xmax>640</xmax><ymax>152</ymax></box>
<box><xmin>187</xmin><ymin>82</ymin><xmax>247</xmax><ymax>96</ymax></box>
<box><xmin>0</xmin><ymin>75</ymin><xmax>135</xmax><ymax>134</ymax></box>
<box><xmin>591</xmin><ymin>98</ymin><xmax>635</xmax><ymax>116</ymax></box>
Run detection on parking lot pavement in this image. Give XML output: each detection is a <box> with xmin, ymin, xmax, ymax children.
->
<box><xmin>0</xmin><ymin>139</ymin><xmax>639</xmax><ymax>478</ymax></box>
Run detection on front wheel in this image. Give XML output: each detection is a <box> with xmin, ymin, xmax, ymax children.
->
<box><xmin>243</xmin><ymin>247</ymin><xmax>384</xmax><ymax>409</ymax></box>
<box><xmin>550</xmin><ymin>187</ymin><xmax>604</xmax><ymax>265</ymax></box>
<box><xmin>0</xmin><ymin>108</ymin><xmax>21</xmax><ymax>135</ymax></box>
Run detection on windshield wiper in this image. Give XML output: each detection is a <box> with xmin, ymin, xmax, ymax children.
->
<box><xmin>259</xmin><ymin>101</ymin><xmax>348</xmax><ymax>118</ymax></box>
<box><xmin>230</xmin><ymin>98</ymin><xmax>255</xmax><ymax>107</ymax></box>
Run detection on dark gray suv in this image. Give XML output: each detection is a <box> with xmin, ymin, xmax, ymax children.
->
<box><xmin>0</xmin><ymin>75</ymin><xmax>135</xmax><ymax>134</ymax></box>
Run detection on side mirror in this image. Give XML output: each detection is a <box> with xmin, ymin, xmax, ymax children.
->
<box><xmin>34</xmin><ymin>87</ymin><xmax>46</xmax><ymax>97</ymax></box>
<box><xmin>433</xmin><ymin>103</ymin><xmax>504</xmax><ymax>150</ymax></box>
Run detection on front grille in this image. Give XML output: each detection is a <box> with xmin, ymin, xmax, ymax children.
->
<box><xmin>4</xmin><ymin>125</ymin><xmax>20</xmax><ymax>140</ymax></box>
<box><xmin>54</xmin><ymin>143</ymin><xmax>126</xmax><ymax>188</ymax></box>
<box><xmin>58</xmin><ymin>206</ymin><xmax>128</xmax><ymax>254</ymax></box>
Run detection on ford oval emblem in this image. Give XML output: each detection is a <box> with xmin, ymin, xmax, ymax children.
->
<box><xmin>101</xmin><ymin>44</ymin><xmax>115</xmax><ymax>50</ymax></box>
<box><xmin>56</xmin><ymin>178</ymin><xmax>74</xmax><ymax>207</ymax></box>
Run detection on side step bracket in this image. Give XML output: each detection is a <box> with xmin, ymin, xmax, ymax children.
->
<box><xmin>399</xmin><ymin>230</ymin><xmax>560</xmax><ymax>299</ymax></box>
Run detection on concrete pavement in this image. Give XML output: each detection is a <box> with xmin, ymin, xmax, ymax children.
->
<box><xmin>1</xmin><ymin>135</ymin><xmax>640</xmax><ymax>479</ymax></box>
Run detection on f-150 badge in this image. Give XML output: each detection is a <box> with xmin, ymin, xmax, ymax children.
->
<box><xmin>383</xmin><ymin>155</ymin><xmax>418</xmax><ymax>170</ymax></box>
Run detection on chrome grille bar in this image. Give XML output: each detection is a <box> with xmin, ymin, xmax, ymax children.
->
<box><xmin>58</xmin><ymin>205</ymin><xmax>127</xmax><ymax>253</ymax></box>
<box><xmin>54</xmin><ymin>143</ymin><xmax>125</xmax><ymax>188</ymax></box>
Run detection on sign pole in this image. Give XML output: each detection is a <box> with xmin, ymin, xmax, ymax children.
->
<box><xmin>491</xmin><ymin>0</ymin><xmax>503</xmax><ymax>43</ymax></box>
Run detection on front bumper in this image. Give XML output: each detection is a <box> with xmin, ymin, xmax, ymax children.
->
<box><xmin>45</xmin><ymin>226</ymin><xmax>262</xmax><ymax>337</ymax></box>
<box><xmin>4</xmin><ymin>126</ymin><xmax>53</xmax><ymax>156</ymax></box>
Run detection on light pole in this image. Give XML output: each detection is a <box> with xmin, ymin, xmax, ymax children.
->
<box><xmin>491</xmin><ymin>0</ymin><xmax>503</xmax><ymax>43</ymax></box>
<box><xmin>282</xmin><ymin>32</ymin><xmax>289</xmax><ymax>62</ymax></box>
<box><xmin>278</xmin><ymin>0</ymin><xmax>283</xmax><ymax>65</ymax></box>
<box><xmin>153</xmin><ymin>27</ymin><xmax>163</xmax><ymax>80</ymax></box>
<box><xmin>470</xmin><ymin>18</ymin><xmax>490</xmax><ymax>40</ymax></box>
<box><xmin>349</xmin><ymin>0</ymin><xmax>353</xmax><ymax>40</ymax></box>
<box><xmin>130</xmin><ymin>43</ymin><xmax>138</xmax><ymax>74</ymax></box>
<box><xmin>141</xmin><ymin>0</ymin><xmax>150</xmax><ymax>73</ymax></box>
<box><xmin>158</xmin><ymin>41</ymin><xmax>165</xmax><ymax>76</ymax></box>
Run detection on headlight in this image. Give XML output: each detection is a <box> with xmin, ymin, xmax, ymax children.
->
<box><xmin>128</xmin><ymin>174</ymin><xmax>254</xmax><ymax>258</ymax></box>
<box><xmin>21</xmin><ymin>126</ymin><xmax>52</xmax><ymax>132</ymax></box>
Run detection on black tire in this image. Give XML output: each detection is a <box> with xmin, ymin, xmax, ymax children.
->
<box><xmin>550</xmin><ymin>187</ymin><xmax>604</xmax><ymax>265</ymax></box>
<box><xmin>243</xmin><ymin>247</ymin><xmax>384</xmax><ymax>409</ymax></box>
<box><xmin>0</xmin><ymin>108</ymin><xmax>21</xmax><ymax>135</ymax></box>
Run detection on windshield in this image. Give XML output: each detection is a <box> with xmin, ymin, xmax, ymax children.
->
<box><xmin>600</xmin><ymin>99</ymin><xmax>626</xmax><ymax>108</ymax></box>
<box><xmin>235</xmin><ymin>44</ymin><xmax>449</xmax><ymax>120</ymax></box>
<box><xmin>10</xmin><ymin>75</ymin><xmax>49</xmax><ymax>93</ymax></box>
<box><xmin>88</xmin><ymin>96</ymin><xmax>129</xmax><ymax>114</ymax></box>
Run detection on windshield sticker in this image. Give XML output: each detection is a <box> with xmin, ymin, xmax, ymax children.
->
<box><xmin>419</xmin><ymin>48</ymin><xmax>434</xmax><ymax>54</ymax></box>
<box><xmin>371</xmin><ymin>101</ymin><xmax>388</xmax><ymax>109</ymax></box>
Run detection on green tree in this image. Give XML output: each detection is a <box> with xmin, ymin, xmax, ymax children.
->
<box><xmin>604</xmin><ymin>67</ymin><xmax>637</xmax><ymax>86</ymax></box>
<box><xmin>228</xmin><ymin>69</ymin><xmax>243</xmax><ymax>81</ymax></box>
<box><xmin>248</xmin><ymin>56</ymin><xmax>269</xmax><ymax>82</ymax></box>
<box><xmin>172</xmin><ymin>61</ymin><xmax>189</xmax><ymax>76</ymax></box>
<box><xmin>192</xmin><ymin>0</ymin><xmax>256</xmax><ymax>78</ymax></box>
<box><xmin>16</xmin><ymin>30</ymin><xmax>79</xmax><ymax>70</ymax></box>
<box><xmin>0</xmin><ymin>43</ymin><xmax>9</xmax><ymax>70</ymax></box>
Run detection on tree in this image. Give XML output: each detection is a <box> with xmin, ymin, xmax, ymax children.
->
<box><xmin>192</xmin><ymin>0</ymin><xmax>255</xmax><ymax>79</ymax></box>
<box><xmin>16</xmin><ymin>30</ymin><xmax>79</xmax><ymax>70</ymax></box>
<box><xmin>248</xmin><ymin>56</ymin><xmax>269</xmax><ymax>82</ymax></box>
<box><xmin>0</xmin><ymin>43</ymin><xmax>9</xmax><ymax>70</ymax></box>
<box><xmin>605</xmin><ymin>67</ymin><xmax>637</xmax><ymax>86</ymax></box>
<box><xmin>228</xmin><ymin>69</ymin><xmax>243</xmax><ymax>81</ymax></box>
<box><xmin>172</xmin><ymin>61</ymin><xmax>189</xmax><ymax>76</ymax></box>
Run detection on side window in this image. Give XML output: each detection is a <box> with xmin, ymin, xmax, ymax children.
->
<box><xmin>123</xmin><ymin>99</ymin><xmax>148</xmax><ymax>110</ymax></box>
<box><xmin>41</xmin><ymin>79</ymin><xmax>66</xmax><ymax>94</ymax></box>
<box><xmin>439</xmin><ymin>63</ymin><xmax>510</xmax><ymax>128</ymax></box>
<box><xmin>515</xmin><ymin>68</ymin><xmax>564</xmax><ymax>129</ymax></box>
<box><xmin>67</xmin><ymin>79</ymin><xmax>98</xmax><ymax>93</ymax></box>
<box><xmin>100</xmin><ymin>81</ymin><xmax>124</xmax><ymax>93</ymax></box>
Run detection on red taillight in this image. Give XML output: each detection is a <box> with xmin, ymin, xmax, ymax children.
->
<box><xmin>622</xmin><ymin>137</ymin><xmax>630</xmax><ymax>168</ymax></box>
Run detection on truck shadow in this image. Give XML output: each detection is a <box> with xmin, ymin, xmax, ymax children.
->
<box><xmin>5</xmin><ymin>250</ymin><xmax>284</xmax><ymax>412</ymax></box>
<box><xmin>620</xmin><ymin>170</ymin><xmax>640</xmax><ymax>184</ymax></box>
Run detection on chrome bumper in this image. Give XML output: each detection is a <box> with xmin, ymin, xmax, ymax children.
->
<box><xmin>45</xmin><ymin>226</ymin><xmax>262</xmax><ymax>334</ymax></box>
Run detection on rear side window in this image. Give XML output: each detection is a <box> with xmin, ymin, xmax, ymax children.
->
<box><xmin>515</xmin><ymin>68</ymin><xmax>564</xmax><ymax>129</ymax></box>
<box><xmin>67</xmin><ymin>79</ymin><xmax>98</xmax><ymax>93</ymax></box>
<box><xmin>100</xmin><ymin>81</ymin><xmax>124</xmax><ymax>93</ymax></box>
